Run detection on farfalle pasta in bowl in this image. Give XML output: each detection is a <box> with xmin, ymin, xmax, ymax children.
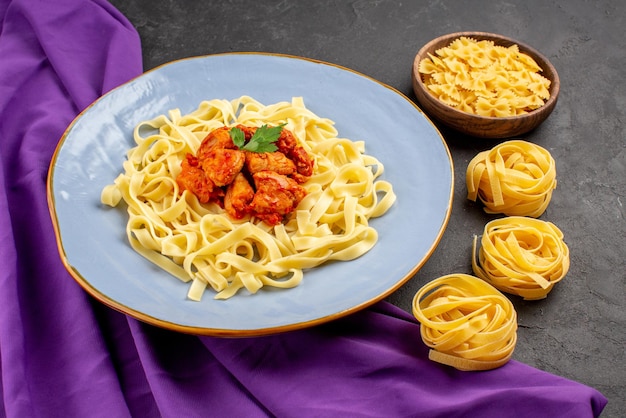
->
<box><xmin>412</xmin><ymin>32</ymin><xmax>560</xmax><ymax>138</ymax></box>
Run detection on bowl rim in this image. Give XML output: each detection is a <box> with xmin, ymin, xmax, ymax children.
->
<box><xmin>413</xmin><ymin>31</ymin><xmax>560</xmax><ymax>122</ymax></box>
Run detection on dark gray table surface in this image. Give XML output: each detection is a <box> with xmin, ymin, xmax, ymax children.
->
<box><xmin>108</xmin><ymin>1</ymin><xmax>625</xmax><ymax>415</ymax></box>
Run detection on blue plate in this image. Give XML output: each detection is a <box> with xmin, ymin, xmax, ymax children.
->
<box><xmin>48</xmin><ymin>53</ymin><xmax>453</xmax><ymax>336</ymax></box>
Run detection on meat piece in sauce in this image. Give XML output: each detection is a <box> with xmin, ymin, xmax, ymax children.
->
<box><xmin>276</xmin><ymin>128</ymin><xmax>314</xmax><ymax>177</ymax></box>
<box><xmin>200</xmin><ymin>147</ymin><xmax>245</xmax><ymax>187</ymax></box>
<box><xmin>176</xmin><ymin>154</ymin><xmax>216</xmax><ymax>203</ymax></box>
<box><xmin>196</xmin><ymin>125</ymin><xmax>250</xmax><ymax>159</ymax></box>
<box><xmin>245</xmin><ymin>151</ymin><xmax>296</xmax><ymax>176</ymax></box>
<box><xmin>224</xmin><ymin>172</ymin><xmax>254</xmax><ymax>219</ymax></box>
<box><xmin>249</xmin><ymin>170</ymin><xmax>307</xmax><ymax>225</ymax></box>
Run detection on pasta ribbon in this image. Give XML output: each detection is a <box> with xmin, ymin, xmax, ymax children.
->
<box><xmin>466</xmin><ymin>140</ymin><xmax>557</xmax><ymax>217</ymax></box>
<box><xmin>472</xmin><ymin>216</ymin><xmax>570</xmax><ymax>300</ymax></box>
<box><xmin>419</xmin><ymin>36</ymin><xmax>551</xmax><ymax>116</ymax></box>
<box><xmin>412</xmin><ymin>274</ymin><xmax>517</xmax><ymax>371</ymax></box>
<box><xmin>101</xmin><ymin>96</ymin><xmax>396</xmax><ymax>301</ymax></box>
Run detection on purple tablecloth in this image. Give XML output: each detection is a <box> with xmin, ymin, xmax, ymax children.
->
<box><xmin>0</xmin><ymin>0</ymin><xmax>608</xmax><ymax>416</ymax></box>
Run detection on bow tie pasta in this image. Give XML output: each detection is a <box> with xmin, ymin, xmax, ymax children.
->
<box><xmin>418</xmin><ymin>37</ymin><xmax>551</xmax><ymax>117</ymax></box>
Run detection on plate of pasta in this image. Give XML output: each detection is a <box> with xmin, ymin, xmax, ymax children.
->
<box><xmin>48</xmin><ymin>53</ymin><xmax>453</xmax><ymax>336</ymax></box>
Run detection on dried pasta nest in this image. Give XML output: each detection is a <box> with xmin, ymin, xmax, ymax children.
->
<box><xmin>466</xmin><ymin>140</ymin><xmax>557</xmax><ymax>218</ymax></box>
<box><xmin>412</xmin><ymin>273</ymin><xmax>518</xmax><ymax>371</ymax></box>
<box><xmin>472</xmin><ymin>217</ymin><xmax>570</xmax><ymax>300</ymax></box>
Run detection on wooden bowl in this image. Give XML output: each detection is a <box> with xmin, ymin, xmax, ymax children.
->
<box><xmin>412</xmin><ymin>32</ymin><xmax>560</xmax><ymax>138</ymax></box>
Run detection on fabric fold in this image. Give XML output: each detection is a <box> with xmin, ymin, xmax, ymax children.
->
<box><xmin>1</xmin><ymin>1</ymin><xmax>142</xmax><ymax>417</ymax></box>
<box><xmin>202</xmin><ymin>302</ymin><xmax>607</xmax><ymax>418</ymax></box>
<box><xmin>0</xmin><ymin>0</ymin><xmax>607</xmax><ymax>417</ymax></box>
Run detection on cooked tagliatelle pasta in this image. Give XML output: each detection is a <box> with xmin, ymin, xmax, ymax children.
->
<box><xmin>472</xmin><ymin>216</ymin><xmax>570</xmax><ymax>300</ymax></box>
<box><xmin>466</xmin><ymin>140</ymin><xmax>557</xmax><ymax>217</ymax></box>
<box><xmin>101</xmin><ymin>96</ymin><xmax>396</xmax><ymax>301</ymax></box>
<box><xmin>412</xmin><ymin>273</ymin><xmax>518</xmax><ymax>371</ymax></box>
<box><xmin>419</xmin><ymin>36</ymin><xmax>551</xmax><ymax>116</ymax></box>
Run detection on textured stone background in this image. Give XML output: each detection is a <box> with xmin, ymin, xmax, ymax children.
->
<box><xmin>108</xmin><ymin>1</ymin><xmax>625</xmax><ymax>415</ymax></box>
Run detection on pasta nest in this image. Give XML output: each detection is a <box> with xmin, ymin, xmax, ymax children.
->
<box><xmin>466</xmin><ymin>140</ymin><xmax>557</xmax><ymax>218</ymax></box>
<box><xmin>412</xmin><ymin>273</ymin><xmax>518</xmax><ymax>371</ymax></box>
<box><xmin>472</xmin><ymin>216</ymin><xmax>570</xmax><ymax>300</ymax></box>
